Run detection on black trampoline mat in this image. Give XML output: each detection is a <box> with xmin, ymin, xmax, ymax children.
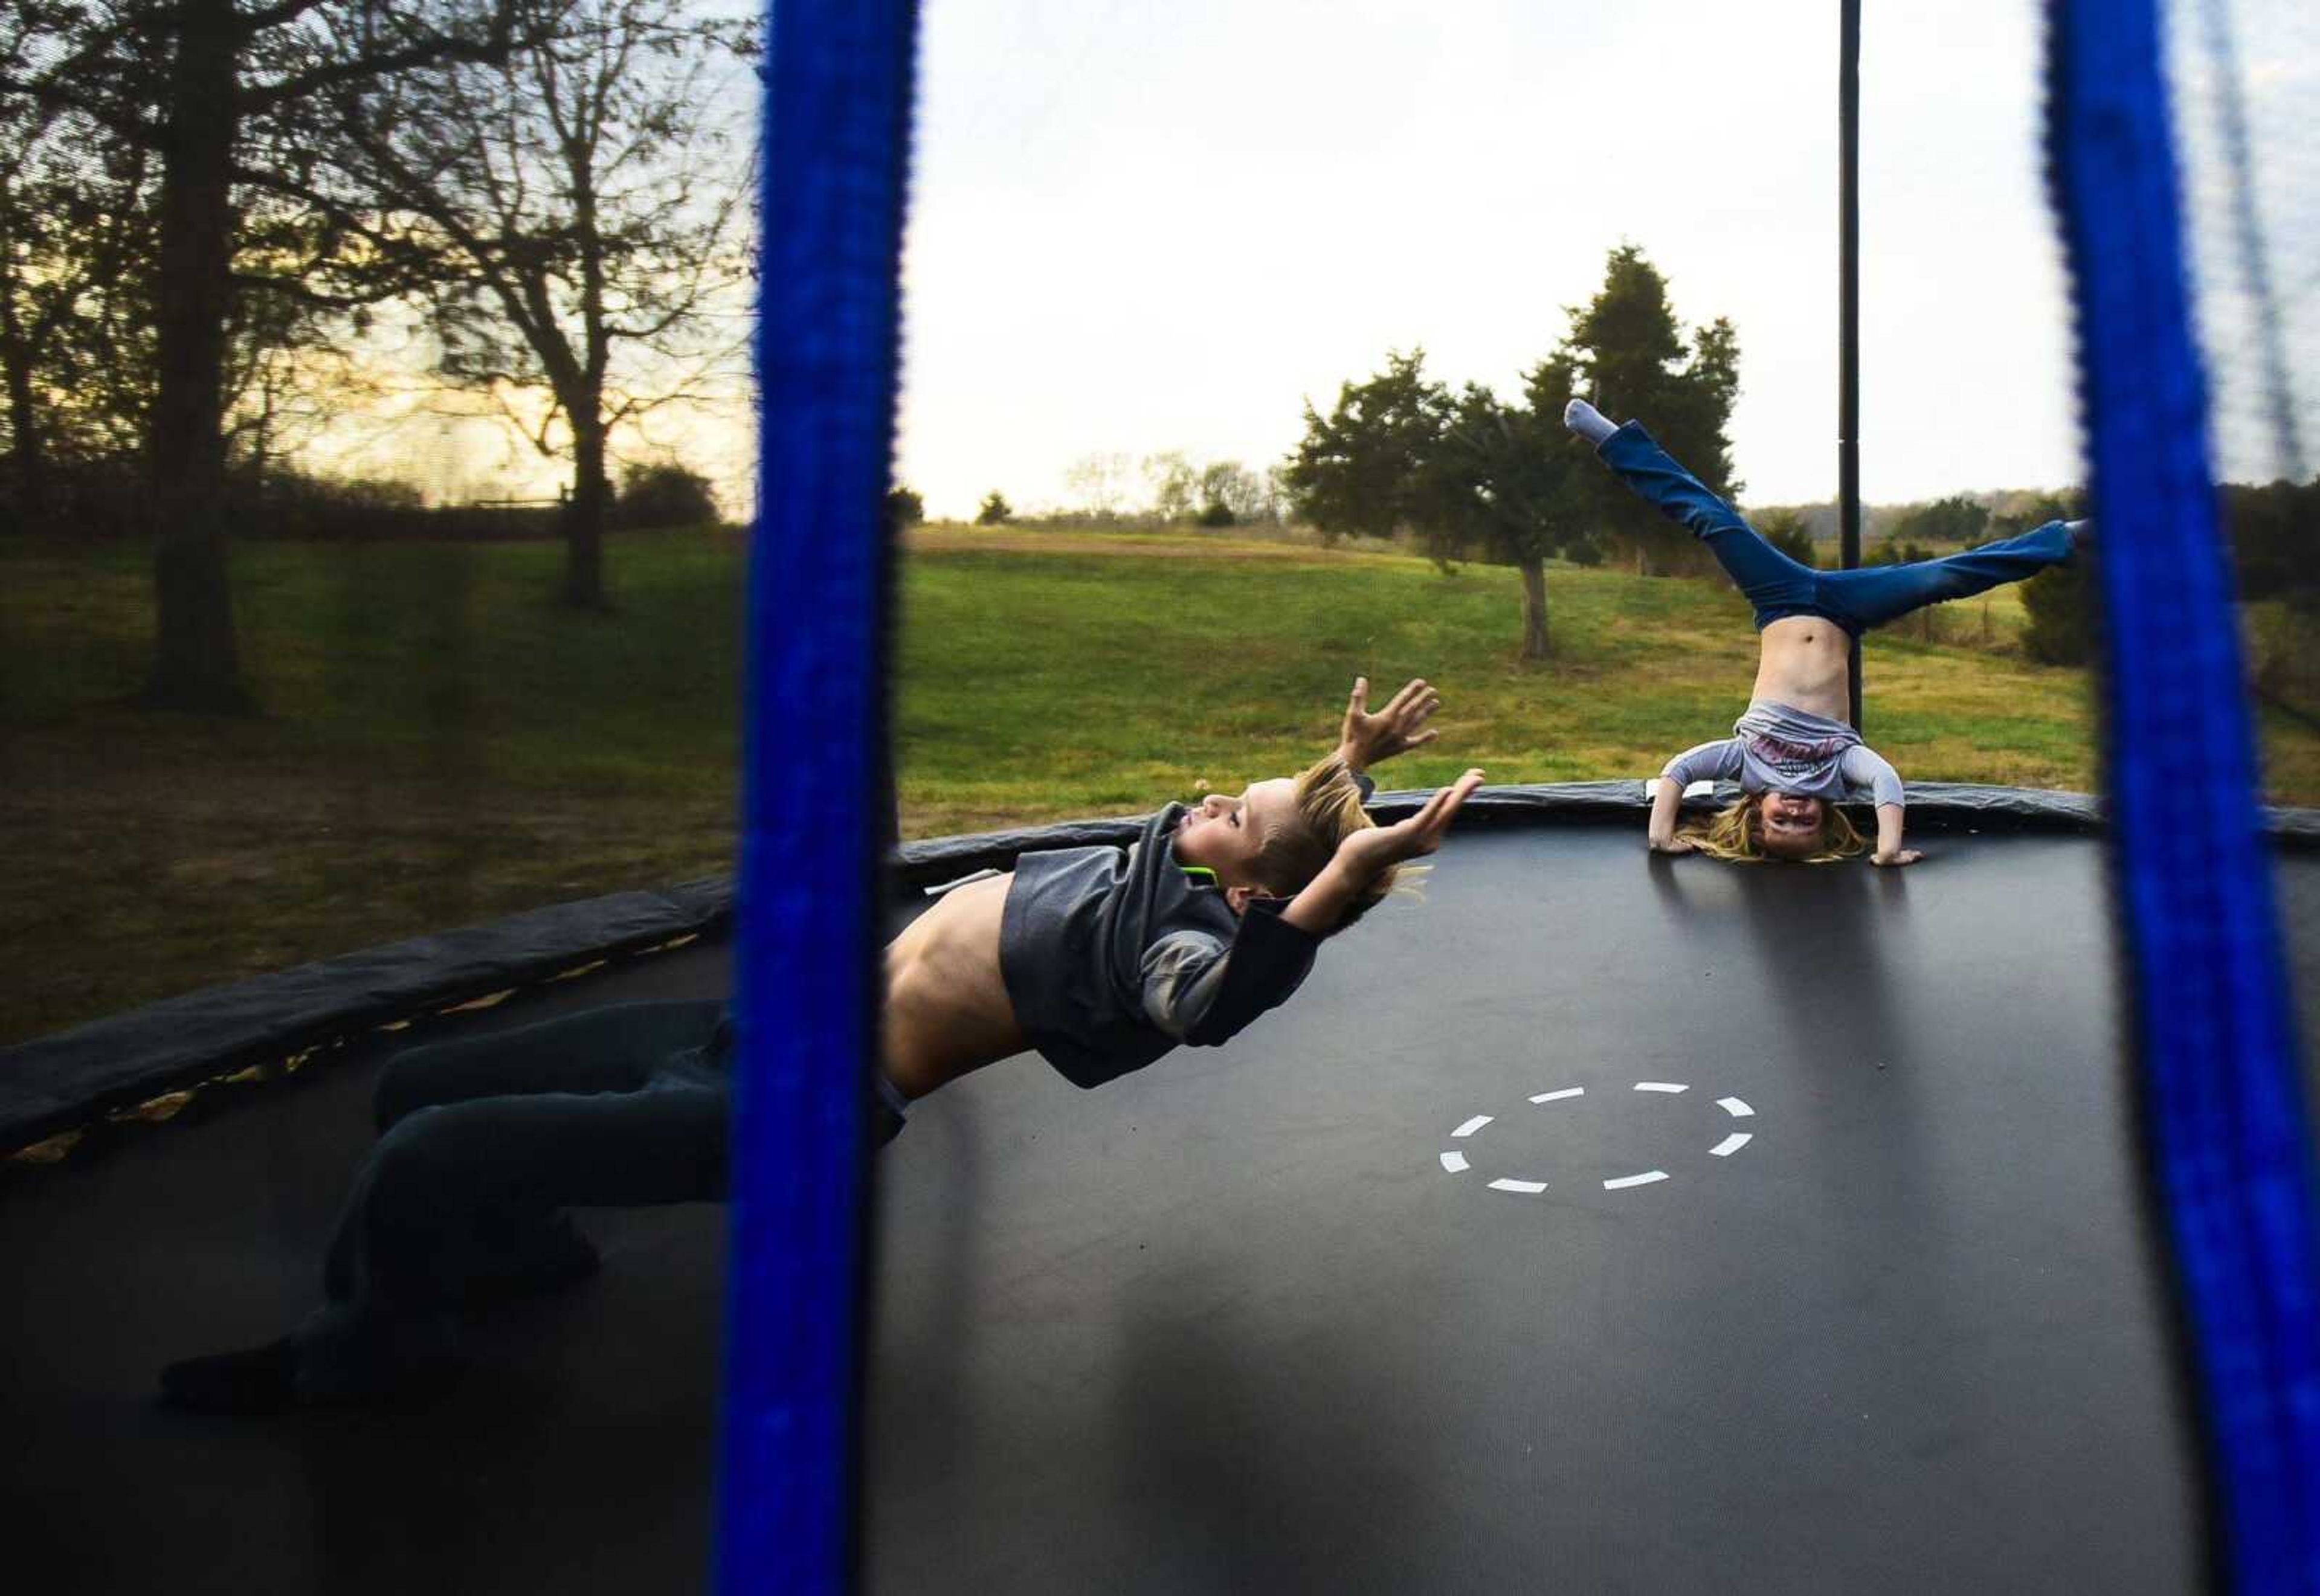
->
<box><xmin>8</xmin><ymin>827</ymin><xmax>2319</xmax><ymax>1594</ymax></box>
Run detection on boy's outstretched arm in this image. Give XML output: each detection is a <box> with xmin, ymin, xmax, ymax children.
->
<box><xmin>1336</xmin><ymin>676</ymin><xmax>1440</xmax><ymax>775</ymax></box>
<box><xmin>1283</xmin><ymin>769</ymin><xmax>1486</xmax><ymax>936</ymax></box>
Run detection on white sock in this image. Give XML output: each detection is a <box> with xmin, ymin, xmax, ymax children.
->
<box><xmin>1563</xmin><ymin>397</ymin><xmax>1618</xmax><ymax>446</ymax></box>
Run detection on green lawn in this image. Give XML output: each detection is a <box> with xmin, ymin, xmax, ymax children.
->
<box><xmin>4</xmin><ymin>524</ymin><xmax>2315</xmax><ymax>1044</ymax></box>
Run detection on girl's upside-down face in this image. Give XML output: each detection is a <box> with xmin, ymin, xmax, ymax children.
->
<box><xmin>1756</xmin><ymin>792</ymin><xmax>1828</xmax><ymax>859</ymax></box>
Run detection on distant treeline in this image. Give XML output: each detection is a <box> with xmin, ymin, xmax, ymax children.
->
<box><xmin>1759</xmin><ymin>480</ymin><xmax>2318</xmax><ymax>605</ymax></box>
<box><xmin>4</xmin><ymin>459</ymin><xmax>723</xmax><ymax>542</ymax></box>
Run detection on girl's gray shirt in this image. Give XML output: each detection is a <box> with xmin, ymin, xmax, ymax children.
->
<box><xmin>1662</xmin><ymin>700</ymin><xmax>1905</xmax><ymax>808</ymax></box>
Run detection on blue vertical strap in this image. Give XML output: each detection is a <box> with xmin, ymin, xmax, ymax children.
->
<box><xmin>2046</xmin><ymin>2</ymin><xmax>2320</xmax><ymax>1591</ymax></box>
<box><xmin>718</xmin><ymin>0</ymin><xmax>918</xmax><ymax>1591</ymax></box>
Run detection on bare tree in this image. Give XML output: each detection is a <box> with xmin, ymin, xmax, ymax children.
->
<box><xmin>1140</xmin><ymin>450</ymin><xmax>1195</xmax><ymax>522</ymax></box>
<box><xmin>1065</xmin><ymin>450</ymin><xmax>1135</xmax><ymax>520</ymax></box>
<box><xmin>1</xmin><ymin>0</ymin><xmax>530</xmax><ymax>709</ymax></box>
<box><xmin>1198</xmin><ymin>459</ymin><xmax>1267</xmax><ymax>524</ymax></box>
<box><xmin>317</xmin><ymin>0</ymin><xmax>756</xmax><ymax>610</ymax></box>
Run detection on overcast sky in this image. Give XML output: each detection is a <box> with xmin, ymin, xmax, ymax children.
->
<box><xmin>309</xmin><ymin>0</ymin><xmax>2307</xmax><ymax>523</ymax></box>
<box><xmin>894</xmin><ymin>0</ymin><xmax>2082</xmax><ymax>520</ymax></box>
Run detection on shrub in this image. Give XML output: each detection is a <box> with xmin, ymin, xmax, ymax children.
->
<box><xmin>975</xmin><ymin>491</ymin><xmax>1013</xmax><ymax>526</ymax></box>
<box><xmin>1867</xmin><ymin>539</ymin><xmax>1934</xmax><ymax>567</ymax></box>
<box><xmin>2020</xmin><ymin>557</ymin><xmax>2096</xmax><ymax>665</ymax></box>
<box><xmin>2225</xmin><ymin>478</ymin><xmax>2320</xmax><ymax>604</ymax></box>
<box><xmin>613</xmin><ymin>463</ymin><xmax>720</xmax><ymax>529</ymax></box>
<box><xmin>4</xmin><ymin>455</ymin><xmax>147</xmax><ymax>538</ymax></box>
<box><xmin>1755</xmin><ymin>507</ymin><xmax>1818</xmax><ymax>568</ymax></box>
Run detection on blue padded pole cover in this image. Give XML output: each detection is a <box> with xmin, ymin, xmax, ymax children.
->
<box><xmin>2046</xmin><ymin>1</ymin><xmax>2320</xmax><ymax>1589</ymax></box>
<box><xmin>718</xmin><ymin>0</ymin><xmax>918</xmax><ymax>1589</ymax></box>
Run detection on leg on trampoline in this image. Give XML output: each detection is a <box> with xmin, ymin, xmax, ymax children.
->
<box><xmin>161</xmin><ymin>1073</ymin><xmax>730</xmax><ymax>1413</ymax></box>
<box><xmin>363</xmin><ymin>999</ymin><xmax>729</xmax><ymax>1307</ymax></box>
<box><xmin>1594</xmin><ymin>420</ymin><xmax>1819</xmax><ymax>626</ymax></box>
<box><xmin>160</xmin><ymin>1002</ymin><xmax>909</xmax><ymax>1413</ymax></box>
<box><xmin>1814</xmin><ymin>521</ymin><xmax>2079</xmax><ymax>632</ymax></box>
<box><xmin>373</xmin><ymin>999</ymin><xmax>728</xmax><ymax>1130</ymax></box>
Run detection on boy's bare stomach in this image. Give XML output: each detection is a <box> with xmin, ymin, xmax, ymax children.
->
<box><xmin>1751</xmin><ymin>617</ymin><xmax>1853</xmax><ymax>723</ymax></box>
<box><xmin>881</xmin><ymin>871</ymin><xmax>1027</xmax><ymax>1099</ymax></box>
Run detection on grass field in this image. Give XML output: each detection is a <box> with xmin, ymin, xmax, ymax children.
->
<box><xmin>5</xmin><ymin>523</ymin><xmax>2317</xmax><ymax>1044</ymax></box>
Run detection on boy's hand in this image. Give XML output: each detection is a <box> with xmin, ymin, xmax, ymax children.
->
<box><xmin>1335</xmin><ymin>768</ymin><xmax>1484</xmax><ymax>877</ymax></box>
<box><xmin>1649</xmin><ymin>835</ymin><xmax>1699</xmax><ymax>856</ymax></box>
<box><xmin>1337</xmin><ymin>676</ymin><xmax>1441</xmax><ymax>773</ymax></box>
<box><xmin>1280</xmin><ymin>769</ymin><xmax>1484</xmax><ymax>938</ymax></box>
<box><xmin>1871</xmin><ymin>848</ymin><xmax>1925</xmax><ymax>868</ymax></box>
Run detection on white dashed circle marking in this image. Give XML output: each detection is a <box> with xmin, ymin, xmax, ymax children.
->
<box><xmin>1436</xmin><ymin>1082</ymin><xmax>1761</xmax><ymax>1195</ymax></box>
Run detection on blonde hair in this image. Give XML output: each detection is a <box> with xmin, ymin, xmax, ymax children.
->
<box><xmin>1254</xmin><ymin>753</ymin><xmax>1405</xmax><ymax>928</ymax></box>
<box><xmin>1685</xmin><ymin>792</ymin><xmax>1866</xmax><ymax>864</ymax></box>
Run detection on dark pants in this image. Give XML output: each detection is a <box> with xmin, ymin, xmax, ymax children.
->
<box><xmin>296</xmin><ymin>1000</ymin><xmax>898</xmax><ymax>1394</ymax></box>
<box><xmin>1600</xmin><ymin>421</ymin><xmax>2077</xmax><ymax>634</ymax></box>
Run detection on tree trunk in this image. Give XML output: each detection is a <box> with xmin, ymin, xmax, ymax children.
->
<box><xmin>562</xmin><ymin>405</ymin><xmax>610</xmax><ymax>610</ymax></box>
<box><xmin>141</xmin><ymin>0</ymin><xmax>248</xmax><ymax>711</ymax></box>
<box><xmin>561</xmin><ymin>145</ymin><xmax>610</xmax><ymax>612</ymax></box>
<box><xmin>1518</xmin><ymin>555</ymin><xmax>1550</xmax><ymax>660</ymax></box>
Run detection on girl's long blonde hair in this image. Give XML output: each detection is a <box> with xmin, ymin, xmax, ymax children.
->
<box><xmin>1685</xmin><ymin>793</ymin><xmax>1866</xmax><ymax>864</ymax></box>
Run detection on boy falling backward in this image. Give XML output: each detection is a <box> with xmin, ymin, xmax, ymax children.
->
<box><xmin>888</xmin><ymin>676</ymin><xmax>1471</xmax><ymax>1104</ymax></box>
<box><xmin>162</xmin><ymin>679</ymin><xmax>1480</xmax><ymax>1412</ymax></box>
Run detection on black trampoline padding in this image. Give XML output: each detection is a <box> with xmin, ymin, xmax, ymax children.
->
<box><xmin>10</xmin><ymin>783</ymin><xmax>2315</xmax><ymax>1159</ymax></box>
<box><xmin>6</xmin><ymin>825</ymin><xmax>2320</xmax><ymax>1593</ymax></box>
<box><xmin>0</xmin><ymin>879</ymin><xmax>734</xmax><ymax>1151</ymax></box>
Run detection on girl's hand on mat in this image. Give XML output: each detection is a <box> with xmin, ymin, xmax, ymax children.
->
<box><xmin>1872</xmin><ymin>848</ymin><xmax>1925</xmax><ymax>867</ymax></box>
<box><xmin>1338</xmin><ymin>768</ymin><xmax>1484</xmax><ymax>875</ymax></box>
<box><xmin>1649</xmin><ymin>835</ymin><xmax>1698</xmax><ymax>856</ymax></box>
<box><xmin>1337</xmin><ymin>676</ymin><xmax>1442</xmax><ymax>773</ymax></box>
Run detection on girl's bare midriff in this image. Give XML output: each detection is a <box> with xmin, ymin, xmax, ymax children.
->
<box><xmin>1751</xmin><ymin>616</ymin><xmax>1852</xmax><ymax>724</ymax></box>
<box><xmin>880</xmin><ymin>870</ymin><xmax>1026</xmax><ymax>1101</ymax></box>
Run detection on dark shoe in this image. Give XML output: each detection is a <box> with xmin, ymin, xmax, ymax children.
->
<box><xmin>161</xmin><ymin>1324</ymin><xmax>468</xmax><ymax>1414</ymax></box>
<box><xmin>159</xmin><ymin>1337</ymin><xmax>300</xmax><ymax>1415</ymax></box>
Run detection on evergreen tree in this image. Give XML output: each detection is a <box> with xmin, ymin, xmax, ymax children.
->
<box><xmin>1418</xmin><ymin>359</ymin><xmax>1589</xmax><ymax>658</ymax></box>
<box><xmin>1560</xmin><ymin>245</ymin><xmax>1741</xmax><ymax>576</ymax></box>
<box><xmin>1281</xmin><ymin>349</ymin><xmax>1446</xmax><ymax>545</ymax></box>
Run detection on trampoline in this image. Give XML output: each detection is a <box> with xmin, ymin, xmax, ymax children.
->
<box><xmin>5</xmin><ymin>0</ymin><xmax>2319</xmax><ymax>1589</ymax></box>
<box><xmin>4</xmin><ymin>799</ymin><xmax>2317</xmax><ymax>1592</ymax></box>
